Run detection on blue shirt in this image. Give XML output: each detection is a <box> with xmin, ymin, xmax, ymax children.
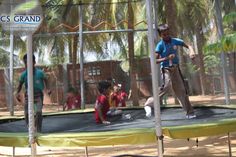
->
<box><xmin>19</xmin><ymin>68</ymin><xmax>46</xmax><ymax>93</ymax></box>
<box><xmin>155</xmin><ymin>38</ymin><xmax>184</xmax><ymax>68</ymax></box>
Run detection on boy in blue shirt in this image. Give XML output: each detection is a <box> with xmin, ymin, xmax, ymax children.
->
<box><xmin>144</xmin><ymin>24</ymin><xmax>196</xmax><ymax>119</ymax></box>
<box><xmin>16</xmin><ymin>54</ymin><xmax>50</xmax><ymax>132</ymax></box>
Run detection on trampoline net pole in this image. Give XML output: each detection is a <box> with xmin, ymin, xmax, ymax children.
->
<box><xmin>145</xmin><ymin>0</ymin><xmax>163</xmax><ymax>156</ymax></box>
<box><xmin>31</xmin><ymin>143</ymin><xmax>37</xmax><ymax>157</ymax></box>
<box><xmin>27</xmin><ymin>34</ymin><xmax>36</xmax><ymax>156</ymax></box>
<box><xmin>79</xmin><ymin>1</ymin><xmax>85</xmax><ymax>109</ymax></box>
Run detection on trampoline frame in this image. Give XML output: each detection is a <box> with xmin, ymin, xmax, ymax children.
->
<box><xmin>4</xmin><ymin>0</ymin><xmax>232</xmax><ymax>156</ymax></box>
<box><xmin>0</xmin><ymin>106</ymin><xmax>236</xmax><ymax>157</ymax></box>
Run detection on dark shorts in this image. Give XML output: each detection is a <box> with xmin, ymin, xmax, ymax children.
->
<box><xmin>24</xmin><ymin>91</ymin><xmax>43</xmax><ymax>114</ymax></box>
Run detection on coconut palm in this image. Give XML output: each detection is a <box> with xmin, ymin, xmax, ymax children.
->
<box><xmin>177</xmin><ymin>0</ymin><xmax>210</xmax><ymax>95</ymax></box>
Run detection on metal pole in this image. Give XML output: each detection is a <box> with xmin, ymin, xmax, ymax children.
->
<box><xmin>27</xmin><ymin>34</ymin><xmax>36</xmax><ymax>157</ymax></box>
<box><xmin>9</xmin><ymin>32</ymin><xmax>14</xmax><ymax>116</ymax></box>
<box><xmin>152</xmin><ymin>0</ymin><xmax>162</xmax><ymax>87</ymax></box>
<box><xmin>9</xmin><ymin>0</ymin><xmax>14</xmax><ymax>116</ymax></box>
<box><xmin>153</xmin><ymin>0</ymin><xmax>158</xmax><ymax>43</ymax></box>
<box><xmin>228</xmin><ymin>133</ymin><xmax>232</xmax><ymax>157</ymax></box>
<box><xmin>145</xmin><ymin>0</ymin><xmax>163</xmax><ymax>157</ymax></box>
<box><xmin>214</xmin><ymin>0</ymin><xmax>230</xmax><ymax>105</ymax></box>
<box><xmin>79</xmin><ymin>2</ymin><xmax>85</xmax><ymax>109</ymax></box>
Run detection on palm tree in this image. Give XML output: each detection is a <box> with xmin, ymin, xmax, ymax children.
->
<box><xmin>175</xmin><ymin>0</ymin><xmax>210</xmax><ymax>95</ymax></box>
<box><xmin>187</xmin><ymin>1</ymin><xmax>208</xmax><ymax>95</ymax></box>
<box><xmin>222</xmin><ymin>0</ymin><xmax>236</xmax><ymax>90</ymax></box>
<box><xmin>214</xmin><ymin>0</ymin><xmax>230</xmax><ymax>104</ymax></box>
<box><xmin>127</xmin><ymin>0</ymin><xmax>139</xmax><ymax>106</ymax></box>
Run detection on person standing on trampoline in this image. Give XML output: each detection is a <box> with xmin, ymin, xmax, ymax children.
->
<box><xmin>16</xmin><ymin>54</ymin><xmax>50</xmax><ymax>132</ymax></box>
<box><xmin>144</xmin><ymin>24</ymin><xmax>196</xmax><ymax>119</ymax></box>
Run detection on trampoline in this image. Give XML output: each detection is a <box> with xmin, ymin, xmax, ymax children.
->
<box><xmin>1</xmin><ymin>106</ymin><xmax>236</xmax><ymax>147</ymax></box>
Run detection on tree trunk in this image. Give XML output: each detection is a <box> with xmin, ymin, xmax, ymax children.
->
<box><xmin>178</xmin><ymin>21</ymin><xmax>187</xmax><ymax>75</ymax></box>
<box><xmin>72</xmin><ymin>35</ymin><xmax>78</xmax><ymax>87</ymax></box>
<box><xmin>165</xmin><ymin>0</ymin><xmax>177</xmax><ymax>37</ymax></box>
<box><xmin>128</xmin><ymin>0</ymin><xmax>139</xmax><ymax>106</ymax></box>
<box><xmin>195</xmin><ymin>24</ymin><xmax>207</xmax><ymax>95</ymax></box>
<box><xmin>165</xmin><ymin>0</ymin><xmax>179</xmax><ymax>103</ymax></box>
<box><xmin>224</xmin><ymin>0</ymin><xmax>236</xmax><ymax>92</ymax></box>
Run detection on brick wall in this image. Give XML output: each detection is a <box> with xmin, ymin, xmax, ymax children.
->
<box><xmin>67</xmin><ymin>60</ymin><xmax>129</xmax><ymax>103</ymax></box>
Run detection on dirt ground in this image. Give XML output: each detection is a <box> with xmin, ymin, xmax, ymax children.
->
<box><xmin>1</xmin><ymin>94</ymin><xmax>236</xmax><ymax>157</ymax></box>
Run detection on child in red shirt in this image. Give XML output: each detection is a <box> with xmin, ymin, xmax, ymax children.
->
<box><xmin>119</xmin><ymin>90</ymin><xmax>128</xmax><ymax>107</ymax></box>
<box><xmin>95</xmin><ymin>81</ymin><xmax>112</xmax><ymax>124</ymax></box>
<box><xmin>118</xmin><ymin>84</ymin><xmax>131</xmax><ymax>107</ymax></box>
<box><xmin>64</xmin><ymin>87</ymin><xmax>81</xmax><ymax>111</ymax></box>
<box><xmin>110</xmin><ymin>84</ymin><xmax>120</xmax><ymax>107</ymax></box>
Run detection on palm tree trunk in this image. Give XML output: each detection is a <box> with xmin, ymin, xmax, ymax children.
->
<box><xmin>128</xmin><ymin>0</ymin><xmax>139</xmax><ymax>106</ymax></box>
<box><xmin>214</xmin><ymin>0</ymin><xmax>230</xmax><ymax>104</ymax></box>
<box><xmin>165</xmin><ymin>0</ymin><xmax>177</xmax><ymax>37</ymax></box>
<box><xmin>178</xmin><ymin>21</ymin><xmax>187</xmax><ymax>75</ymax></box>
<box><xmin>195</xmin><ymin>24</ymin><xmax>207</xmax><ymax>95</ymax></box>
<box><xmin>165</xmin><ymin>0</ymin><xmax>179</xmax><ymax>104</ymax></box>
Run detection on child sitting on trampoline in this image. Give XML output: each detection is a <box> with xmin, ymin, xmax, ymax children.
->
<box><xmin>109</xmin><ymin>84</ymin><xmax>121</xmax><ymax>107</ymax></box>
<box><xmin>63</xmin><ymin>87</ymin><xmax>81</xmax><ymax>111</ymax></box>
<box><xmin>118</xmin><ymin>84</ymin><xmax>131</xmax><ymax>107</ymax></box>
<box><xmin>95</xmin><ymin>81</ymin><xmax>122</xmax><ymax>124</ymax></box>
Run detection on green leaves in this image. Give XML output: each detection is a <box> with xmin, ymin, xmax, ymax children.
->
<box><xmin>11</xmin><ymin>0</ymin><xmax>38</xmax><ymax>15</ymax></box>
<box><xmin>223</xmin><ymin>12</ymin><xmax>236</xmax><ymax>25</ymax></box>
<box><xmin>204</xmin><ymin>33</ymin><xmax>236</xmax><ymax>53</ymax></box>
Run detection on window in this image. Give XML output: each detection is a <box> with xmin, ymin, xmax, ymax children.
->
<box><xmin>88</xmin><ymin>66</ymin><xmax>101</xmax><ymax>76</ymax></box>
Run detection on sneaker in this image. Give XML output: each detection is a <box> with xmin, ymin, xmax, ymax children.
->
<box><xmin>186</xmin><ymin>114</ymin><xmax>197</xmax><ymax>119</ymax></box>
<box><xmin>146</xmin><ymin>112</ymin><xmax>152</xmax><ymax>118</ymax></box>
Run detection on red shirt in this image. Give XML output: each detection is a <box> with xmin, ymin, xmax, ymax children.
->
<box><xmin>66</xmin><ymin>94</ymin><xmax>81</xmax><ymax>110</ymax></box>
<box><xmin>120</xmin><ymin>91</ymin><xmax>128</xmax><ymax>107</ymax></box>
<box><xmin>94</xmin><ymin>95</ymin><xmax>110</xmax><ymax>123</ymax></box>
<box><xmin>111</xmin><ymin>92</ymin><xmax>120</xmax><ymax>107</ymax></box>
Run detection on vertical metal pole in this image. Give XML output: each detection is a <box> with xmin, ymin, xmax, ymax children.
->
<box><xmin>153</xmin><ymin>0</ymin><xmax>158</xmax><ymax>43</ymax></box>
<box><xmin>152</xmin><ymin>0</ymin><xmax>161</xmax><ymax>87</ymax></box>
<box><xmin>27</xmin><ymin>34</ymin><xmax>36</xmax><ymax>157</ymax></box>
<box><xmin>228</xmin><ymin>133</ymin><xmax>232</xmax><ymax>157</ymax></box>
<box><xmin>214</xmin><ymin>0</ymin><xmax>230</xmax><ymax>105</ymax></box>
<box><xmin>9</xmin><ymin>0</ymin><xmax>14</xmax><ymax>116</ymax></box>
<box><xmin>79</xmin><ymin>1</ymin><xmax>85</xmax><ymax>109</ymax></box>
<box><xmin>9</xmin><ymin>32</ymin><xmax>14</xmax><ymax>116</ymax></box>
<box><xmin>145</xmin><ymin>0</ymin><xmax>163</xmax><ymax>157</ymax></box>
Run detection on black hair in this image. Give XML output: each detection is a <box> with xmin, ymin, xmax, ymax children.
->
<box><xmin>23</xmin><ymin>54</ymin><xmax>36</xmax><ymax>63</ymax></box>
<box><xmin>157</xmin><ymin>24</ymin><xmax>169</xmax><ymax>35</ymax></box>
<box><xmin>97</xmin><ymin>80</ymin><xmax>111</xmax><ymax>94</ymax></box>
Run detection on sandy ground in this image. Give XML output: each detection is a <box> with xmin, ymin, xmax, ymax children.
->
<box><xmin>1</xmin><ymin>94</ymin><xmax>236</xmax><ymax>157</ymax></box>
<box><xmin>0</xmin><ymin>134</ymin><xmax>236</xmax><ymax>157</ymax></box>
